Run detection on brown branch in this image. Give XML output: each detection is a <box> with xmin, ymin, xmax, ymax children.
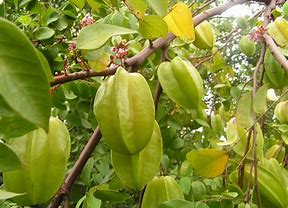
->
<box><xmin>251</xmin><ymin>44</ymin><xmax>266</xmax><ymax>208</ymax></box>
<box><xmin>153</xmin><ymin>47</ymin><xmax>168</xmax><ymax>112</ymax></box>
<box><xmin>238</xmin><ymin>129</ymin><xmax>253</xmax><ymax>188</ymax></box>
<box><xmin>51</xmin><ymin>0</ymin><xmax>249</xmax><ymax>87</ymax></box>
<box><xmin>245</xmin><ymin>160</ymin><xmax>254</xmax><ymax>202</ymax></box>
<box><xmin>264</xmin><ymin>35</ymin><xmax>288</xmax><ymax>73</ymax></box>
<box><xmin>138</xmin><ymin>186</ymin><xmax>146</xmax><ymax>208</ymax></box>
<box><xmin>263</xmin><ymin>0</ymin><xmax>288</xmax><ymax>74</ymax></box>
<box><xmin>50</xmin><ymin>66</ymin><xmax>118</xmax><ymax>86</ymax></box>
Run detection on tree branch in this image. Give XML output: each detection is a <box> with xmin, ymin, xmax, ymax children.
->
<box><xmin>50</xmin><ymin>66</ymin><xmax>118</xmax><ymax>86</ymax></box>
<box><xmin>263</xmin><ymin>0</ymin><xmax>288</xmax><ymax>73</ymax></box>
<box><xmin>251</xmin><ymin>44</ymin><xmax>266</xmax><ymax>208</ymax></box>
<box><xmin>50</xmin><ymin>0</ymin><xmax>249</xmax><ymax>87</ymax></box>
<box><xmin>48</xmin><ymin>127</ymin><xmax>102</xmax><ymax>208</ymax></box>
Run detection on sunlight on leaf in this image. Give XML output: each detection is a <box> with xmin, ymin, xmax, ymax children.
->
<box><xmin>186</xmin><ymin>149</ymin><xmax>228</xmax><ymax>178</ymax></box>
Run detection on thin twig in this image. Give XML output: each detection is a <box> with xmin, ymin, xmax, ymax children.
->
<box><xmin>48</xmin><ymin>128</ymin><xmax>102</xmax><ymax>208</ymax></box>
<box><xmin>238</xmin><ymin>129</ymin><xmax>253</xmax><ymax>188</ymax></box>
<box><xmin>193</xmin><ymin>0</ymin><xmax>216</xmax><ymax>16</ymax></box>
<box><xmin>153</xmin><ymin>47</ymin><xmax>168</xmax><ymax>111</ymax></box>
<box><xmin>251</xmin><ymin>44</ymin><xmax>266</xmax><ymax>208</ymax></box>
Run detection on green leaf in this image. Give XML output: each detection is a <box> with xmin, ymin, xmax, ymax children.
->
<box><xmin>0</xmin><ymin>141</ymin><xmax>22</xmax><ymax>172</ymax></box>
<box><xmin>124</xmin><ymin>0</ymin><xmax>147</xmax><ymax>18</ymax></box>
<box><xmin>34</xmin><ymin>27</ymin><xmax>55</xmax><ymax>40</ymax></box>
<box><xmin>0</xmin><ymin>189</ymin><xmax>25</xmax><ymax>200</ymax></box>
<box><xmin>145</xmin><ymin>0</ymin><xmax>168</xmax><ymax>17</ymax></box>
<box><xmin>77</xmin><ymin>24</ymin><xmax>137</xmax><ymax>50</ymax></box>
<box><xmin>191</xmin><ymin>181</ymin><xmax>206</xmax><ymax>201</ymax></box>
<box><xmin>80</xmin><ymin>158</ymin><xmax>94</xmax><ymax>186</ymax></box>
<box><xmin>186</xmin><ymin>149</ymin><xmax>228</xmax><ymax>178</ymax></box>
<box><xmin>0</xmin><ymin>95</ymin><xmax>37</xmax><ymax>138</ymax></box>
<box><xmin>195</xmin><ymin>202</ymin><xmax>209</xmax><ymax>208</ymax></box>
<box><xmin>0</xmin><ymin>18</ymin><xmax>51</xmax><ymax>131</ymax></box>
<box><xmin>75</xmin><ymin>196</ymin><xmax>86</xmax><ymax>208</ymax></box>
<box><xmin>88</xmin><ymin>52</ymin><xmax>110</xmax><ymax>72</ymax></box>
<box><xmin>86</xmin><ymin>0</ymin><xmax>102</xmax><ymax>11</ymax></box>
<box><xmin>159</xmin><ymin>199</ymin><xmax>195</xmax><ymax>208</ymax></box>
<box><xmin>0</xmin><ymin>2</ymin><xmax>4</xmax><ymax>17</ymax></box>
<box><xmin>93</xmin><ymin>189</ymin><xmax>131</xmax><ymax>202</ymax></box>
<box><xmin>0</xmin><ymin>116</ymin><xmax>36</xmax><ymax>138</ymax></box>
<box><xmin>253</xmin><ymin>85</ymin><xmax>268</xmax><ymax>115</ymax></box>
<box><xmin>19</xmin><ymin>0</ymin><xmax>33</xmax><ymax>7</ymax></box>
<box><xmin>233</xmin><ymin>123</ymin><xmax>264</xmax><ymax>160</ymax></box>
<box><xmin>37</xmin><ymin>50</ymin><xmax>53</xmax><ymax>82</ymax></box>
<box><xmin>218</xmin><ymin>118</ymin><xmax>239</xmax><ymax>146</ymax></box>
<box><xmin>195</xmin><ymin>119</ymin><xmax>210</xmax><ymax>128</ymax></box>
<box><xmin>69</xmin><ymin>0</ymin><xmax>85</xmax><ymax>9</ymax></box>
<box><xmin>108</xmin><ymin>0</ymin><xmax>119</xmax><ymax>8</ymax></box>
<box><xmin>139</xmin><ymin>15</ymin><xmax>168</xmax><ymax>39</ymax></box>
<box><xmin>236</xmin><ymin>92</ymin><xmax>254</xmax><ymax>128</ymax></box>
<box><xmin>83</xmin><ymin>192</ymin><xmax>101</xmax><ymax>208</ymax></box>
<box><xmin>54</xmin><ymin>15</ymin><xmax>68</xmax><ymax>31</ymax></box>
<box><xmin>179</xmin><ymin>177</ymin><xmax>191</xmax><ymax>195</ymax></box>
<box><xmin>17</xmin><ymin>15</ymin><xmax>32</xmax><ymax>26</ymax></box>
<box><xmin>222</xmin><ymin>192</ymin><xmax>238</xmax><ymax>198</ymax></box>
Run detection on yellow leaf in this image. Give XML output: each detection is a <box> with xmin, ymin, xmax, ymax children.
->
<box><xmin>164</xmin><ymin>2</ymin><xmax>195</xmax><ymax>40</ymax></box>
<box><xmin>88</xmin><ymin>52</ymin><xmax>110</xmax><ymax>72</ymax></box>
<box><xmin>186</xmin><ymin>149</ymin><xmax>228</xmax><ymax>178</ymax></box>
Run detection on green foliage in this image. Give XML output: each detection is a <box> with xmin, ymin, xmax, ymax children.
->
<box><xmin>77</xmin><ymin>24</ymin><xmax>137</xmax><ymax>50</ymax></box>
<box><xmin>0</xmin><ymin>142</ymin><xmax>22</xmax><ymax>172</ymax></box>
<box><xmin>0</xmin><ymin>18</ymin><xmax>51</xmax><ymax>132</ymax></box>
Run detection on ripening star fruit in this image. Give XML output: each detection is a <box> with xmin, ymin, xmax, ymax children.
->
<box><xmin>230</xmin><ymin>158</ymin><xmax>288</xmax><ymax>208</ymax></box>
<box><xmin>239</xmin><ymin>35</ymin><xmax>256</xmax><ymax>57</ymax></box>
<box><xmin>93</xmin><ymin>67</ymin><xmax>155</xmax><ymax>154</ymax></box>
<box><xmin>164</xmin><ymin>2</ymin><xmax>195</xmax><ymax>40</ymax></box>
<box><xmin>3</xmin><ymin>117</ymin><xmax>71</xmax><ymax>206</ymax></box>
<box><xmin>264</xmin><ymin>49</ymin><xmax>288</xmax><ymax>89</ymax></box>
<box><xmin>267</xmin><ymin>17</ymin><xmax>288</xmax><ymax>47</ymax></box>
<box><xmin>193</xmin><ymin>20</ymin><xmax>215</xmax><ymax>50</ymax></box>
<box><xmin>141</xmin><ymin>176</ymin><xmax>184</xmax><ymax>208</ymax></box>
<box><xmin>157</xmin><ymin>56</ymin><xmax>204</xmax><ymax>110</ymax></box>
<box><xmin>111</xmin><ymin>121</ymin><xmax>162</xmax><ymax>190</ymax></box>
<box><xmin>265</xmin><ymin>144</ymin><xmax>285</xmax><ymax>163</ymax></box>
<box><xmin>274</xmin><ymin>101</ymin><xmax>288</xmax><ymax>123</ymax></box>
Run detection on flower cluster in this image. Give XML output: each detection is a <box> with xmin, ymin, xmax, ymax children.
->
<box><xmin>250</xmin><ymin>26</ymin><xmax>266</xmax><ymax>42</ymax></box>
<box><xmin>111</xmin><ymin>43</ymin><xmax>129</xmax><ymax>65</ymax></box>
<box><xmin>80</xmin><ymin>13</ymin><xmax>95</xmax><ymax>28</ymax></box>
<box><xmin>68</xmin><ymin>42</ymin><xmax>77</xmax><ymax>52</ymax></box>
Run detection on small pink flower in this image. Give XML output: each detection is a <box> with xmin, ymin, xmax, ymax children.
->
<box><xmin>68</xmin><ymin>42</ymin><xmax>77</xmax><ymax>52</ymax></box>
<box><xmin>80</xmin><ymin>13</ymin><xmax>95</xmax><ymax>28</ymax></box>
<box><xmin>250</xmin><ymin>26</ymin><xmax>266</xmax><ymax>42</ymax></box>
